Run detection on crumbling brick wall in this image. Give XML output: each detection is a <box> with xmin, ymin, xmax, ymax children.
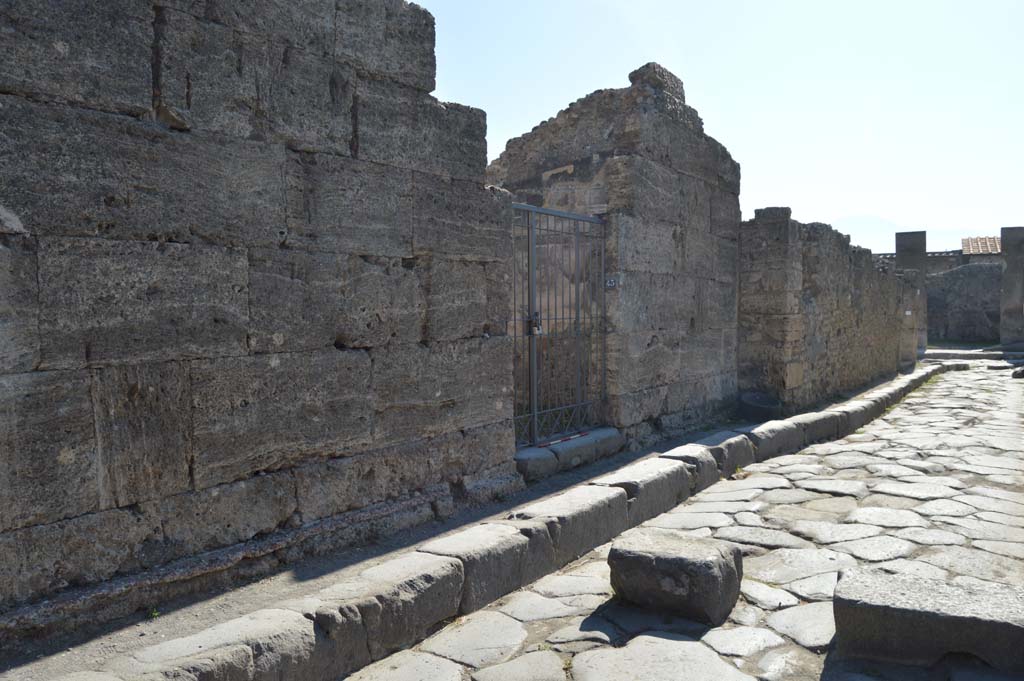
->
<box><xmin>927</xmin><ymin>263</ymin><xmax>1002</xmax><ymax>343</ymax></box>
<box><xmin>487</xmin><ymin>64</ymin><xmax>742</xmax><ymax>446</ymax></box>
<box><xmin>0</xmin><ymin>0</ymin><xmax>516</xmax><ymax>612</ymax></box>
<box><xmin>738</xmin><ymin>208</ymin><xmax>922</xmax><ymax>411</ymax></box>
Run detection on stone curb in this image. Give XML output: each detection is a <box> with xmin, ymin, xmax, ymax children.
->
<box><xmin>58</xmin><ymin>362</ymin><xmax>966</xmax><ymax>681</ymax></box>
<box><xmin>514</xmin><ymin>427</ymin><xmax>625</xmax><ymax>481</ymax></box>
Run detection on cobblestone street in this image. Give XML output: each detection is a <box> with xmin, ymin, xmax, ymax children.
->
<box><xmin>351</xmin><ymin>365</ymin><xmax>1024</xmax><ymax>681</ymax></box>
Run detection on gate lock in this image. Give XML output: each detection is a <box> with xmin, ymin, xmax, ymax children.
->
<box><xmin>530</xmin><ymin>312</ymin><xmax>543</xmax><ymax>336</ymax></box>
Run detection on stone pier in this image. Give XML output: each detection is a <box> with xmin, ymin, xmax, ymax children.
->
<box><xmin>1000</xmin><ymin>226</ymin><xmax>1024</xmax><ymax>347</ymax></box>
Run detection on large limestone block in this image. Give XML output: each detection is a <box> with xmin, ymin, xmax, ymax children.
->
<box><xmin>0</xmin><ymin>370</ymin><xmax>97</xmax><ymax>532</ymax></box>
<box><xmin>423</xmin><ymin>256</ymin><xmax>509</xmax><ymax>342</ymax></box>
<box><xmin>334</xmin><ymin>0</ymin><xmax>436</xmax><ymax>91</ymax></box>
<box><xmin>410</xmin><ymin>173</ymin><xmax>512</xmax><ymax>261</ymax></box>
<box><xmin>248</xmin><ymin>248</ymin><xmax>423</xmax><ymax>353</ymax></box>
<box><xmin>370</xmin><ymin>338</ymin><xmax>512</xmax><ymax>444</ymax></box>
<box><xmin>0</xmin><ymin>0</ymin><xmax>151</xmax><ymax>114</ymax></box>
<box><xmin>106</xmin><ymin>608</ymin><xmax>327</xmax><ymax>681</ymax></box>
<box><xmin>359</xmin><ymin>78</ymin><xmax>486</xmax><ymax>182</ymax></box>
<box><xmin>190</xmin><ymin>349</ymin><xmax>373</xmax><ymax>488</ymax></box>
<box><xmin>549</xmin><ymin>427</ymin><xmax>625</xmax><ymax>470</ymax></box>
<box><xmin>834</xmin><ymin>568</ymin><xmax>1024</xmax><ymax>673</ymax></box>
<box><xmin>419</xmin><ymin>524</ymin><xmax>531</xmax><ymax>613</ymax></box>
<box><xmin>358</xmin><ymin>552</ymin><xmax>465</xmax><ymax>658</ymax></box>
<box><xmin>0</xmin><ymin>234</ymin><xmax>39</xmax><ymax>373</ymax></box>
<box><xmin>141</xmin><ymin>471</ymin><xmax>297</xmax><ymax>564</ymax></box>
<box><xmin>0</xmin><ymin>507</ymin><xmax>156</xmax><ymax>608</ymax></box>
<box><xmin>0</xmin><ymin>95</ymin><xmax>287</xmax><ymax>246</ymax></box>
<box><xmin>591</xmin><ymin>457</ymin><xmax>690</xmax><ymax>524</ymax></box>
<box><xmin>608</xmin><ymin>528</ymin><xmax>742</xmax><ymax>626</ymax></box>
<box><xmin>660</xmin><ymin>443</ymin><xmax>720</xmax><ymax>493</ymax></box>
<box><xmin>159</xmin><ymin>8</ymin><xmax>355</xmax><ymax>153</ymax></box>
<box><xmin>485</xmin><ymin>519</ymin><xmax>558</xmax><ymax>585</ymax></box>
<box><xmin>745</xmin><ymin>420</ymin><xmax>803</xmax><ymax>461</ymax></box>
<box><xmin>514</xmin><ymin>447</ymin><xmax>558</xmax><ymax>482</ymax></box>
<box><xmin>37</xmin><ymin>238</ymin><xmax>248</xmax><ymax>369</ymax></box>
<box><xmin>285</xmin><ymin>152</ymin><xmax>412</xmax><ymax>256</ymax></box>
<box><xmin>91</xmin><ymin>362</ymin><xmax>192</xmax><ymax>507</ymax></box>
<box><xmin>509</xmin><ymin>485</ymin><xmax>629</xmax><ymax>565</ymax></box>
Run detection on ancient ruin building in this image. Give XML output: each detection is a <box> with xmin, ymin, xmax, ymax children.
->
<box><xmin>8</xmin><ymin>0</ymin><xmax>1018</xmax><ymax>649</ymax></box>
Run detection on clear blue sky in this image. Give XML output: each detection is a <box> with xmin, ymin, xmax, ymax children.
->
<box><xmin>421</xmin><ymin>0</ymin><xmax>1023</xmax><ymax>253</ymax></box>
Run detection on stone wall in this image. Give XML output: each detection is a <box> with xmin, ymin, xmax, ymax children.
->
<box><xmin>926</xmin><ymin>263</ymin><xmax>1002</xmax><ymax>343</ymax></box>
<box><xmin>738</xmin><ymin>208</ymin><xmax>921</xmax><ymax>412</ymax></box>
<box><xmin>0</xmin><ymin>0</ymin><xmax>517</xmax><ymax>612</ymax></box>
<box><xmin>487</xmin><ymin>64</ymin><xmax>742</xmax><ymax>446</ymax></box>
<box><xmin>1001</xmin><ymin>226</ymin><xmax>1024</xmax><ymax>347</ymax></box>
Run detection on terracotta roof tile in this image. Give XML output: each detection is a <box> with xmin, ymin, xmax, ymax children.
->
<box><xmin>961</xmin><ymin>236</ymin><xmax>1001</xmax><ymax>255</ymax></box>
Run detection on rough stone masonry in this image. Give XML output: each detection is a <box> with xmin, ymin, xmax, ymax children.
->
<box><xmin>0</xmin><ymin>0</ymin><xmax>519</xmax><ymax>615</ymax></box>
<box><xmin>1</xmin><ymin>2</ymin><xmax>928</xmax><ymax>626</ymax></box>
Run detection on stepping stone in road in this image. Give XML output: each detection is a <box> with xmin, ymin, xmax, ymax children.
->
<box><xmin>607</xmin><ymin>527</ymin><xmax>742</xmax><ymax>626</ymax></box>
<box><xmin>834</xmin><ymin>567</ymin><xmax>1024</xmax><ymax>673</ymax></box>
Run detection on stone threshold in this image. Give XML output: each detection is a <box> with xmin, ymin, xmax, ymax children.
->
<box><xmin>36</xmin><ymin>362</ymin><xmax>968</xmax><ymax>681</ymax></box>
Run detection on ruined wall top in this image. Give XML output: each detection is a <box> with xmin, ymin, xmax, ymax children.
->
<box><xmin>487</xmin><ymin>63</ymin><xmax>739</xmax><ymax>195</ymax></box>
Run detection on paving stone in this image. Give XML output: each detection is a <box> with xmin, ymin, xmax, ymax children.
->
<box><xmin>834</xmin><ymin>567</ymin><xmax>1024</xmax><ymax>673</ymax></box>
<box><xmin>935</xmin><ymin>517</ymin><xmax>1024</xmax><ymax>542</ymax></box>
<box><xmin>898</xmin><ymin>475</ymin><xmax>968</xmax><ymax>489</ymax></box>
<box><xmin>740</xmin><ymin>580</ymin><xmax>799</xmax><ymax>610</ymax></box>
<box><xmin>715</xmin><ymin>526</ymin><xmax>813</xmax><ymax>550</ymax></box>
<box><xmin>973</xmin><ymin>541</ymin><xmax>1024</xmax><ymax>560</ymax></box>
<box><xmin>571</xmin><ymin>633</ymin><xmax>756</xmax><ymax>681</ymax></box>
<box><xmin>860</xmin><ymin>493</ymin><xmax>923</xmax><ymax>509</ymax></box>
<box><xmin>729</xmin><ymin>602</ymin><xmax>765</xmax><ymax>626</ymax></box>
<box><xmin>758</xmin><ymin>489</ymin><xmax>823</xmax><ymax>504</ymax></box>
<box><xmin>831</xmin><ymin>536</ymin><xmax>918</xmax><ymax>561</ymax></box>
<box><xmin>918</xmin><ymin>546</ymin><xmax>1024</xmax><ymax>585</ymax></box>
<box><xmin>977</xmin><ymin>511</ymin><xmax>1024</xmax><ymax>528</ymax></box>
<box><xmin>823</xmin><ymin>454</ymin><xmax>890</xmax><ymax>470</ymax></box>
<box><xmin>546</xmin><ymin>615</ymin><xmax>618</xmax><ymax>646</ymax></box>
<box><xmin>843</xmin><ymin>507</ymin><xmax>928</xmax><ymax>528</ymax></box>
<box><xmin>715</xmin><ymin>475</ymin><xmax>792</xmax><ymax>491</ymax></box>
<box><xmin>420</xmin><ymin>611</ymin><xmax>526</xmax><ymax>668</ymax></box>
<box><xmin>347</xmin><ymin>651</ymin><xmax>466</xmax><ymax>681</ymax></box>
<box><xmin>789</xmin><ymin>521</ymin><xmax>883</xmax><ymax>544</ymax></box>
<box><xmin>803</xmin><ymin>496</ymin><xmax>860</xmax><ymax>514</ymax></box>
<box><xmin>871</xmin><ymin>482</ymin><xmax>960</xmax><ymax>500</ymax></box>
<box><xmin>698</xmin><ymin>489</ymin><xmax>763</xmax><ymax>502</ymax></box>
<box><xmin>646</xmin><ymin>512</ymin><xmax>734</xmax><ymax>530</ymax></box>
<box><xmin>897</xmin><ymin>459</ymin><xmax>947</xmax><ymax>473</ymax></box>
<box><xmin>795</xmin><ymin>479</ymin><xmax>869</xmax><ymax>498</ymax></box>
<box><xmin>893</xmin><ymin>528</ymin><xmax>967</xmax><ymax>546</ymax></box>
<box><xmin>765</xmin><ymin>602</ymin><xmax>836</xmax><ymax>650</ymax></box>
<box><xmin>867</xmin><ymin>463</ymin><xmax>925</xmax><ymax>477</ymax></box>
<box><xmin>875</xmin><ymin>559</ymin><xmax>949</xmax><ymax>580</ymax></box>
<box><xmin>756</xmin><ymin>644</ymin><xmax>825</xmax><ymax>681</ymax></box>
<box><xmin>608</xmin><ymin>528</ymin><xmax>742</xmax><ymax>626</ymax></box>
<box><xmin>598</xmin><ymin>602</ymin><xmax>708</xmax><ymax>637</ymax></box>
<box><xmin>745</xmin><ymin>548</ymin><xmax>856</xmax><ymax>584</ymax></box>
<box><xmin>913</xmin><ymin>499</ymin><xmax>977</xmax><ymax>516</ymax></box>
<box><xmin>783</xmin><ymin>571</ymin><xmax>838</xmax><ymax>601</ymax></box>
<box><xmin>701</xmin><ymin>626</ymin><xmax>786</xmax><ymax>657</ymax></box>
<box><xmin>675</xmin><ymin>501</ymin><xmax>766</xmax><ymax>514</ymax></box>
<box><xmin>954</xmin><ymin>495</ymin><xmax>1024</xmax><ymax>517</ymax></box>
<box><xmin>734</xmin><ymin>512</ymin><xmax>766</xmax><ymax>527</ymax></box>
<box><xmin>763</xmin><ymin>504</ymin><xmax>838</xmax><ymax>525</ymax></box>
<box><xmin>965</xmin><ymin>486</ymin><xmax>1024</xmax><ymax>505</ymax></box>
<box><xmin>472</xmin><ymin>650</ymin><xmax>565</xmax><ymax>681</ymax></box>
<box><xmin>532</xmin><ymin>574</ymin><xmax>612</xmax><ymax>598</ymax></box>
<box><xmin>497</xmin><ymin>591</ymin><xmax>588</xmax><ymax>622</ymax></box>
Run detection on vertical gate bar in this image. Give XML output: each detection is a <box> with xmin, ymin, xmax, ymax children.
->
<box><xmin>528</xmin><ymin>208</ymin><xmax>540</xmax><ymax>445</ymax></box>
<box><xmin>574</xmin><ymin>219</ymin><xmax>582</xmax><ymax>423</ymax></box>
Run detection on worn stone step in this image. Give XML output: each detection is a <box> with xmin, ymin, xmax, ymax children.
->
<box><xmin>834</xmin><ymin>568</ymin><xmax>1024</xmax><ymax>673</ymax></box>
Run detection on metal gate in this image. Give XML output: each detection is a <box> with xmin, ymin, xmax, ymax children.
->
<box><xmin>511</xmin><ymin>203</ymin><xmax>606</xmax><ymax>447</ymax></box>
